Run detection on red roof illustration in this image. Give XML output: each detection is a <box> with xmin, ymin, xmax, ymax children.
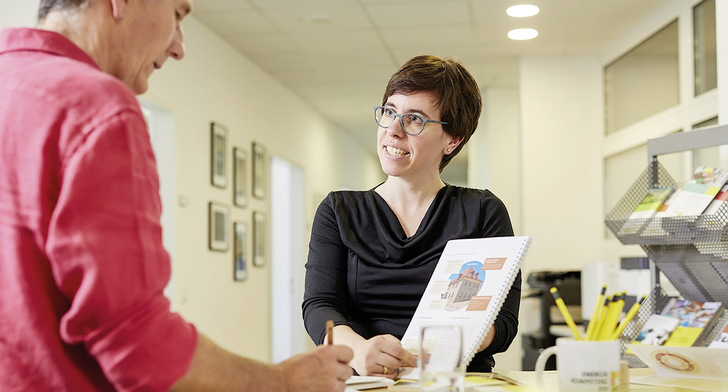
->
<box><xmin>449</xmin><ymin>266</ymin><xmax>483</xmax><ymax>286</ymax></box>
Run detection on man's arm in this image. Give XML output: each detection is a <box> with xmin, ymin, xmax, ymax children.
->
<box><xmin>170</xmin><ymin>333</ymin><xmax>353</xmax><ymax>392</ymax></box>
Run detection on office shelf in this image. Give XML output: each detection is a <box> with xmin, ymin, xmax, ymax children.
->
<box><xmin>617</xmin><ymin>287</ymin><xmax>728</xmax><ymax>368</ymax></box>
<box><xmin>604</xmin><ymin>124</ymin><xmax>728</xmax><ymax>367</ymax></box>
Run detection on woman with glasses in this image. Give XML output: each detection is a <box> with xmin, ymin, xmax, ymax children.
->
<box><xmin>303</xmin><ymin>55</ymin><xmax>521</xmax><ymax>378</ymax></box>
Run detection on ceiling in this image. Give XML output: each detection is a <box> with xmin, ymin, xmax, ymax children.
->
<box><xmin>192</xmin><ymin>0</ymin><xmax>670</xmax><ymax>157</ymax></box>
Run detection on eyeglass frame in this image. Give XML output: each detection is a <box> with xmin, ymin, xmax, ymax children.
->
<box><xmin>373</xmin><ymin>106</ymin><xmax>448</xmax><ymax>136</ymax></box>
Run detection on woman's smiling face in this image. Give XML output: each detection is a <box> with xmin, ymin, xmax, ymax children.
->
<box><xmin>376</xmin><ymin>91</ymin><xmax>458</xmax><ymax>180</ymax></box>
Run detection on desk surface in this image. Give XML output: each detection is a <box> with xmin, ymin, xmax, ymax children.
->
<box><xmin>360</xmin><ymin>368</ymin><xmax>713</xmax><ymax>391</ymax></box>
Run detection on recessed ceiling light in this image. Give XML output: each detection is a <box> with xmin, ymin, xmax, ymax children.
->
<box><xmin>506</xmin><ymin>5</ymin><xmax>540</xmax><ymax>18</ymax></box>
<box><xmin>508</xmin><ymin>28</ymin><xmax>539</xmax><ymax>40</ymax></box>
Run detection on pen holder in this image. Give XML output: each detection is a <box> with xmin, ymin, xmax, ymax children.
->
<box><xmin>535</xmin><ymin>338</ymin><xmax>621</xmax><ymax>392</ymax></box>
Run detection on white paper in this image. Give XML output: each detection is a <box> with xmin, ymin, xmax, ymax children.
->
<box><xmin>628</xmin><ymin>344</ymin><xmax>728</xmax><ymax>379</ymax></box>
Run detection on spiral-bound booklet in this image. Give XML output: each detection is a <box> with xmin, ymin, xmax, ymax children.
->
<box><xmin>399</xmin><ymin>236</ymin><xmax>531</xmax><ymax>369</ymax></box>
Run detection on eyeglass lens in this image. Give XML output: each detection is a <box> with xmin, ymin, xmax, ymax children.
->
<box><xmin>375</xmin><ymin>107</ymin><xmax>426</xmax><ymax>135</ymax></box>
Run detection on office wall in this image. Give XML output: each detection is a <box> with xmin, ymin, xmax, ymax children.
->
<box><xmin>719</xmin><ymin>0</ymin><xmax>728</xmax><ymax>121</ymax></box>
<box><xmin>469</xmin><ymin>88</ymin><xmax>523</xmax><ymax>236</ymax></box>
<box><xmin>519</xmin><ymin>56</ymin><xmax>603</xmax><ymax>274</ymax></box>
<box><xmin>0</xmin><ymin>1</ymin><xmax>36</xmax><ymax>27</ymax></box>
<box><xmin>143</xmin><ymin>18</ymin><xmax>383</xmax><ymax>362</ymax></box>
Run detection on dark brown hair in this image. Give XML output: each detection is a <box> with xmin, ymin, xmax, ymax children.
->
<box><xmin>38</xmin><ymin>0</ymin><xmax>88</xmax><ymax>21</ymax></box>
<box><xmin>382</xmin><ymin>55</ymin><xmax>482</xmax><ymax>172</ymax></box>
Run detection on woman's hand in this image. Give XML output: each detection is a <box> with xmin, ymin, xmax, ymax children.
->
<box><xmin>351</xmin><ymin>334</ymin><xmax>416</xmax><ymax>379</ymax></box>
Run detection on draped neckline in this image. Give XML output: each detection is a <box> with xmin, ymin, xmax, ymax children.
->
<box><xmin>369</xmin><ymin>184</ymin><xmax>450</xmax><ymax>241</ymax></box>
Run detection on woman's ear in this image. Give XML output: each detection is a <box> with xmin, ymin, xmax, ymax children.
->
<box><xmin>444</xmin><ymin>137</ymin><xmax>463</xmax><ymax>155</ymax></box>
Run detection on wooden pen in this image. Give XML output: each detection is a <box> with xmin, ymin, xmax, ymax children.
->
<box><xmin>326</xmin><ymin>320</ymin><xmax>334</xmax><ymax>345</ymax></box>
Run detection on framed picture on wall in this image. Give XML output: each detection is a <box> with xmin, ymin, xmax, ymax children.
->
<box><xmin>252</xmin><ymin>141</ymin><xmax>266</xmax><ymax>199</ymax></box>
<box><xmin>252</xmin><ymin>210</ymin><xmax>266</xmax><ymax>267</ymax></box>
<box><xmin>210</xmin><ymin>122</ymin><xmax>227</xmax><ymax>188</ymax></box>
<box><xmin>233</xmin><ymin>221</ymin><xmax>247</xmax><ymax>281</ymax></box>
<box><xmin>233</xmin><ymin>147</ymin><xmax>247</xmax><ymax>207</ymax></box>
<box><xmin>208</xmin><ymin>202</ymin><xmax>229</xmax><ymax>251</ymax></box>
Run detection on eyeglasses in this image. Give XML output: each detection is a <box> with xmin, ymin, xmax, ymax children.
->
<box><xmin>373</xmin><ymin>106</ymin><xmax>448</xmax><ymax>136</ymax></box>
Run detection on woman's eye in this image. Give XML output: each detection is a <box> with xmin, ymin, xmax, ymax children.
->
<box><xmin>406</xmin><ymin>114</ymin><xmax>423</xmax><ymax>125</ymax></box>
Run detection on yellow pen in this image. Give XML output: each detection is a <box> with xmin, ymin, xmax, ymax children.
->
<box><xmin>585</xmin><ymin>285</ymin><xmax>607</xmax><ymax>340</ymax></box>
<box><xmin>592</xmin><ymin>296</ymin><xmax>612</xmax><ymax>340</ymax></box>
<box><xmin>598</xmin><ymin>292</ymin><xmax>624</xmax><ymax>340</ymax></box>
<box><xmin>610</xmin><ymin>295</ymin><xmax>646</xmax><ymax>341</ymax></box>
<box><xmin>550</xmin><ymin>287</ymin><xmax>582</xmax><ymax>340</ymax></box>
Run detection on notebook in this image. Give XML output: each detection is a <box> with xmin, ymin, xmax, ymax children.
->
<box><xmin>399</xmin><ymin>236</ymin><xmax>531</xmax><ymax>369</ymax></box>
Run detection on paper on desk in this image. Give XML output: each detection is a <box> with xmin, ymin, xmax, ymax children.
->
<box><xmin>630</xmin><ymin>374</ymin><xmax>728</xmax><ymax>391</ymax></box>
<box><xmin>388</xmin><ymin>372</ymin><xmax>521</xmax><ymax>391</ymax></box>
<box><xmin>627</xmin><ymin>344</ymin><xmax>728</xmax><ymax>379</ymax></box>
<box><xmin>345</xmin><ymin>375</ymin><xmax>394</xmax><ymax>391</ymax></box>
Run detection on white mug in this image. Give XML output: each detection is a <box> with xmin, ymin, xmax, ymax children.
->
<box><xmin>535</xmin><ymin>338</ymin><xmax>621</xmax><ymax>392</ymax></box>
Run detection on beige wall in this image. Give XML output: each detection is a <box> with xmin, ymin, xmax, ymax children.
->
<box><xmin>142</xmin><ymin>17</ymin><xmax>383</xmax><ymax>362</ymax></box>
<box><xmin>519</xmin><ymin>55</ymin><xmax>604</xmax><ymax>273</ymax></box>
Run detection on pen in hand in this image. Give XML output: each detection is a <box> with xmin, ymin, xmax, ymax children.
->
<box><xmin>326</xmin><ymin>320</ymin><xmax>334</xmax><ymax>345</ymax></box>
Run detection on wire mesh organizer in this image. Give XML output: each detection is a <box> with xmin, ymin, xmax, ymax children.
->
<box><xmin>617</xmin><ymin>286</ymin><xmax>728</xmax><ymax>368</ymax></box>
<box><xmin>605</xmin><ymin>161</ymin><xmax>728</xmax><ymax>248</ymax></box>
<box><xmin>605</xmin><ymin>160</ymin><xmax>728</xmax><ymax>305</ymax></box>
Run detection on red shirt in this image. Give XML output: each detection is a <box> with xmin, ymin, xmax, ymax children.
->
<box><xmin>0</xmin><ymin>28</ymin><xmax>197</xmax><ymax>391</ymax></box>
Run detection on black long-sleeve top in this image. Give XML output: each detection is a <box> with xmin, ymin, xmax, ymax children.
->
<box><xmin>302</xmin><ymin>184</ymin><xmax>522</xmax><ymax>372</ymax></box>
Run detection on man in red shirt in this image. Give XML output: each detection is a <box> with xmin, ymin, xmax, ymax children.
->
<box><xmin>0</xmin><ymin>1</ymin><xmax>353</xmax><ymax>391</ymax></box>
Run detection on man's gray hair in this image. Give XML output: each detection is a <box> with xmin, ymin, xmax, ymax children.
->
<box><xmin>38</xmin><ymin>0</ymin><xmax>89</xmax><ymax>21</ymax></box>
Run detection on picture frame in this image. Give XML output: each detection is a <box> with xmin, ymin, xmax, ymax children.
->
<box><xmin>233</xmin><ymin>147</ymin><xmax>248</xmax><ymax>207</ymax></box>
<box><xmin>252</xmin><ymin>210</ymin><xmax>266</xmax><ymax>267</ymax></box>
<box><xmin>252</xmin><ymin>141</ymin><xmax>266</xmax><ymax>200</ymax></box>
<box><xmin>233</xmin><ymin>221</ymin><xmax>248</xmax><ymax>281</ymax></box>
<box><xmin>210</xmin><ymin>122</ymin><xmax>227</xmax><ymax>188</ymax></box>
<box><xmin>208</xmin><ymin>202</ymin><xmax>229</xmax><ymax>251</ymax></box>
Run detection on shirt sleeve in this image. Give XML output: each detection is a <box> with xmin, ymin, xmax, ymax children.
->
<box><xmin>479</xmin><ymin>194</ymin><xmax>521</xmax><ymax>357</ymax></box>
<box><xmin>302</xmin><ymin>193</ymin><xmax>352</xmax><ymax>345</ymax></box>
<box><xmin>45</xmin><ymin>109</ymin><xmax>197</xmax><ymax>392</ymax></box>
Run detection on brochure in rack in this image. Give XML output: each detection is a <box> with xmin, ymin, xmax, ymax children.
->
<box><xmin>659</xmin><ymin>166</ymin><xmax>728</xmax><ymax>218</ymax></box>
<box><xmin>399</xmin><ymin>236</ymin><xmax>531</xmax><ymax>369</ymax></box>
<box><xmin>708</xmin><ymin>320</ymin><xmax>728</xmax><ymax>348</ymax></box>
<box><xmin>618</xmin><ymin>186</ymin><xmax>674</xmax><ymax>236</ymax></box>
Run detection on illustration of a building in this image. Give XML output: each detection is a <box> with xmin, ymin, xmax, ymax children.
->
<box><xmin>441</xmin><ymin>266</ymin><xmax>483</xmax><ymax>311</ymax></box>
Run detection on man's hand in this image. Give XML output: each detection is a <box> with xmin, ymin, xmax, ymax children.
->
<box><xmin>278</xmin><ymin>345</ymin><xmax>354</xmax><ymax>392</ymax></box>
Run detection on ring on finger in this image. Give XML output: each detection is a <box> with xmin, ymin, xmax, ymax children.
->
<box><xmin>383</xmin><ymin>366</ymin><xmax>389</xmax><ymax>374</ymax></box>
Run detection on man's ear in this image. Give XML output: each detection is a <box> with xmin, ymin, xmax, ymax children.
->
<box><xmin>109</xmin><ymin>0</ymin><xmax>128</xmax><ymax>20</ymax></box>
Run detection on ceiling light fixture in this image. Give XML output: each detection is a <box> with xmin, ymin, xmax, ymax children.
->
<box><xmin>507</xmin><ymin>28</ymin><xmax>539</xmax><ymax>40</ymax></box>
<box><xmin>506</xmin><ymin>4</ymin><xmax>540</xmax><ymax>17</ymax></box>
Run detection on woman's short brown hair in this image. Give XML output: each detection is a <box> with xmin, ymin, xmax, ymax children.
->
<box><xmin>382</xmin><ymin>55</ymin><xmax>482</xmax><ymax>172</ymax></box>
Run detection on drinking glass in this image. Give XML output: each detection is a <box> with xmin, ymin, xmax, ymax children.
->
<box><xmin>419</xmin><ymin>325</ymin><xmax>465</xmax><ymax>392</ymax></box>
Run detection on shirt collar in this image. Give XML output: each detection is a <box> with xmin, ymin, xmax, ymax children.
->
<box><xmin>0</xmin><ymin>28</ymin><xmax>100</xmax><ymax>70</ymax></box>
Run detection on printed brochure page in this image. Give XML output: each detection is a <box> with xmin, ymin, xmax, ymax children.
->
<box><xmin>400</xmin><ymin>236</ymin><xmax>530</xmax><ymax>367</ymax></box>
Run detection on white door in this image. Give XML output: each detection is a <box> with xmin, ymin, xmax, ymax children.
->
<box><xmin>270</xmin><ymin>156</ymin><xmax>308</xmax><ymax>362</ymax></box>
<box><xmin>139</xmin><ymin>99</ymin><xmax>176</xmax><ymax>308</ymax></box>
